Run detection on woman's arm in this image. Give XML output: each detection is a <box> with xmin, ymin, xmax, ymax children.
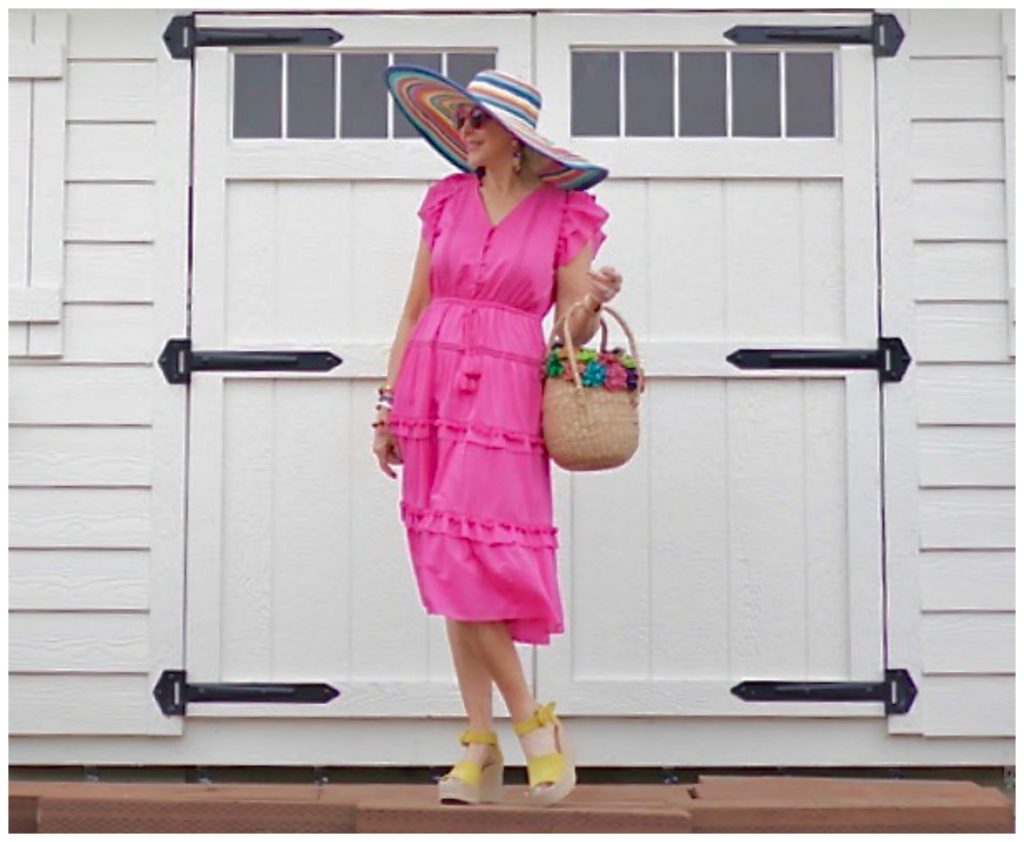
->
<box><xmin>553</xmin><ymin>239</ymin><xmax>603</xmax><ymax>348</ymax></box>
<box><xmin>380</xmin><ymin>237</ymin><xmax>433</xmax><ymax>414</ymax></box>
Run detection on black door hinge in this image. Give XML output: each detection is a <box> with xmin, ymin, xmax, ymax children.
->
<box><xmin>158</xmin><ymin>338</ymin><xmax>342</xmax><ymax>384</ymax></box>
<box><xmin>162</xmin><ymin>14</ymin><xmax>343</xmax><ymax>60</ymax></box>
<box><xmin>154</xmin><ymin>669</ymin><xmax>341</xmax><ymax>716</ymax></box>
<box><xmin>731</xmin><ymin>668</ymin><xmax>918</xmax><ymax>715</ymax></box>
<box><xmin>724</xmin><ymin>12</ymin><xmax>905</xmax><ymax>58</ymax></box>
<box><xmin>726</xmin><ymin>336</ymin><xmax>912</xmax><ymax>382</ymax></box>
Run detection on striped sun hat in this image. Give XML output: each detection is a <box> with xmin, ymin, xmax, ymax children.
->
<box><xmin>382</xmin><ymin>65</ymin><xmax>609</xmax><ymax>191</ymax></box>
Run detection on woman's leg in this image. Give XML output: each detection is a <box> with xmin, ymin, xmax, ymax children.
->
<box><xmin>462</xmin><ymin>620</ymin><xmax>559</xmax><ymax>786</ymax></box>
<box><xmin>459</xmin><ymin>621</ymin><xmax>534</xmax><ymax>721</ymax></box>
<box><xmin>445</xmin><ymin>618</ymin><xmax>497</xmax><ymax>765</ymax></box>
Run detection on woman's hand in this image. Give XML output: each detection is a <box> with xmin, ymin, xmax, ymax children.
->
<box><xmin>372</xmin><ymin>412</ymin><xmax>403</xmax><ymax>479</ymax></box>
<box><xmin>585</xmin><ymin>265</ymin><xmax>624</xmax><ymax>308</ymax></box>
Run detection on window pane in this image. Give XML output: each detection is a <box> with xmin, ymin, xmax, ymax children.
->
<box><xmin>234</xmin><ymin>54</ymin><xmax>282</xmax><ymax>139</ymax></box>
<box><xmin>341</xmin><ymin>52</ymin><xmax>388</xmax><ymax>138</ymax></box>
<box><xmin>393</xmin><ymin>52</ymin><xmax>442</xmax><ymax>138</ymax></box>
<box><xmin>287</xmin><ymin>53</ymin><xmax>335</xmax><ymax>139</ymax></box>
<box><xmin>732</xmin><ymin>51</ymin><xmax>780</xmax><ymax>137</ymax></box>
<box><xmin>572</xmin><ymin>51</ymin><xmax>619</xmax><ymax>137</ymax></box>
<box><xmin>625</xmin><ymin>51</ymin><xmax>672</xmax><ymax>137</ymax></box>
<box><xmin>446</xmin><ymin>52</ymin><xmax>496</xmax><ymax>88</ymax></box>
<box><xmin>679</xmin><ymin>51</ymin><xmax>727</xmax><ymax>137</ymax></box>
<box><xmin>393</xmin><ymin>51</ymin><xmax>442</xmax><ymax>72</ymax></box>
<box><xmin>785</xmin><ymin>52</ymin><xmax>834</xmax><ymax>138</ymax></box>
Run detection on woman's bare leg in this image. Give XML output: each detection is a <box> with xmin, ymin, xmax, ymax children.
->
<box><xmin>462</xmin><ymin>620</ymin><xmax>559</xmax><ymax>788</ymax></box>
<box><xmin>445</xmin><ymin>618</ymin><xmax>498</xmax><ymax>766</ymax></box>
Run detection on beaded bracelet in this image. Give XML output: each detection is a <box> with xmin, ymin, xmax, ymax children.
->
<box><xmin>374</xmin><ymin>379</ymin><xmax>394</xmax><ymax>429</ymax></box>
<box><xmin>376</xmin><ymin>379</ymin><xmax>395</xmax><ymax>412</ymax></box>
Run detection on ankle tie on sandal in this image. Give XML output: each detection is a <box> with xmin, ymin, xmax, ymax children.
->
<box><xmin>513</xmin><ymin>701</ymin><xmax>558</xmax><ymax>736</ymax></box>
<box><xmin>459</xmin><ymin>728</ymin><xmax>499</xmax><ymax>747</ymax></box>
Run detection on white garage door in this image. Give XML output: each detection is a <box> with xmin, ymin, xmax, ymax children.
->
<box><xmin>181</xmin><ymin>10</ymin><xmax>896</xmax><ymax>725</ymax></box>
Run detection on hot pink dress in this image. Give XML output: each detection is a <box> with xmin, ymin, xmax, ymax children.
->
<box><xmin>388</xmin><ymin>170</ymin><xmax>610</xmax><ymax>645</ymax></box>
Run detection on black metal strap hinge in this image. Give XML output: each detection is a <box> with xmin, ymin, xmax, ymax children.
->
<box><xmin>724</xmin><ymin>11</ymin><xmax>905</xmax><ymax>58</ymax></box>
<box><xmin>158</xmin><ymin>338</ymin><xmax>342</xmax><ymax>384</ymax></box>
<box><xmin>731</xmin><ymin>668</ymin><xmax>918</xmax><ymax>715</ymax></box>
<box><xmin>162</xmin><ymin>14</ymin><xmax>343</xmax><ymax>60</ymax></box>
<box><xmin>154</xmin><ymin>669</ymin><xmax>341</xmax><ymax>716</ymax></box>
<box><xmin>726</xmin><ymin>336</ymin><xmax>912</xmax><ymax>382</ymax></box>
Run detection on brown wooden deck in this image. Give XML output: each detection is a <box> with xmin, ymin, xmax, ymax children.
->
<box><xmin>10</xmin><ymin>775</ymin><xmax>1013</xmax><ymax>833</ymax></box>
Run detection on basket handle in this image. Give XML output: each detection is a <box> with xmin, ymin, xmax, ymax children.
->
<box><xmin>547</xmin><ymin>299</ymin><xmax>646</xmax><ymax>395</ymax></box>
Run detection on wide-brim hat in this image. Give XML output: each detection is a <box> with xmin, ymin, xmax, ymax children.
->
<box><xmin>382</xmin><ymin>65</ymin><xmax>609</xmax><ymax>191</ymax></box>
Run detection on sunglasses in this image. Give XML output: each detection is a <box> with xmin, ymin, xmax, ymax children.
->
<box><xmin>455</xmin><ymin>106</ymin><xmax>491</xmax><ymax>131</ymax></box>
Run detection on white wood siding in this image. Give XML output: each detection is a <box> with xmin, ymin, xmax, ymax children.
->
<box><xmin>1003</xmin><ymin>10</ymin><xmax>1016</xmax><ymax>355</ymax></box>
<box><xmin>883</xmin><ymin>8</ymin><xmax>1015</xmax><ymax>739</ymax></box>
<box><xmin>8</xmin><ymin>8</ymin><xmax>190</xmax><ymax>735</ymax></box>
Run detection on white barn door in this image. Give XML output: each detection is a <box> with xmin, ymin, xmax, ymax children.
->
<box><xmin>534</xmin><ymin>12</ymin><xmax>896</xmax><ymax>721</ymax></box>
<box><xmin>185</xmin><ymin>13</ymin><xmax>536</xmax><ymax>720</ymax></box>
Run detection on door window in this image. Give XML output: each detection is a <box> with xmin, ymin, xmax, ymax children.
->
<box><xmin>571</xmin><ymin>49</ymin><xmax>835</xmax><ymax>138</ymax></box>
<box><xmin>231</xmin><ymin>50</ymin><xmax>498</xmax><ymax>140</ymax></box>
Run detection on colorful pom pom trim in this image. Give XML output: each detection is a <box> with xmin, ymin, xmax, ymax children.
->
<box><xmin>542</xmin><ymin>344</ymin><xmax>641</xmax><ymax>391</ymax></box>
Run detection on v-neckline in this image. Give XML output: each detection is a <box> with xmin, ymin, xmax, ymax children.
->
<box><xmin>474</xmin><ymin>178</ymin><xmax>546</xmax><ymax>229</ymax></box>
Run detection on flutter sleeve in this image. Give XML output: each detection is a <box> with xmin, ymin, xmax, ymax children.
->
<box><xmin>417</xmin><ymin>172</ymin><xmax>465</xmax><ymax>250</ymax></box>
<box><xmin>555</xmin><ymin>189</ymin><xmax>610</xmax><ymax>268</ymax></box>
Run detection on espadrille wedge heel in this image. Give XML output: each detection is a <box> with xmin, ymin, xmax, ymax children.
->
<box><xmin>437</xmin><ymin>728</ymin><xmax>504</xmax><ymax>805</ymax></box>
<box><xmin>512</xmin><ymin>700</ymin><xmax>576</xmax><ymax>807</ymax></box>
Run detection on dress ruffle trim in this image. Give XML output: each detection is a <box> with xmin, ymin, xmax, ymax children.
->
<box><xmin>417</xmin><ymin>172</ymin><xmax>467</xmax><ymax>250</ymax></box>
<box><xmin>388</xmin><ymin>414</ymin><xmax>547</xmax><ymax>454</ymax></box>
<box><xmin>400</xmin><ymin>500</ymin><xmax>559</xmax><ymax>549</ymax></box>
<box><xmin>556</xmin><ymin>189</ymin><xmax>610</xmax><ymax>268</ymax></box>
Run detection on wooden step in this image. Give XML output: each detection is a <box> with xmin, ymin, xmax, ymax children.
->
<box><xmin>689</xmin><ymin>774</ymin><xmax>1013</xmax><ymax>833</ymax></box>
<box><xmin>9</xmin><ymin>775</ymin><xmax>1014</xmax><ymax>833</ymax></box>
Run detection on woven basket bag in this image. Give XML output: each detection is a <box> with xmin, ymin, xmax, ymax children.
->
<box><xmin>541</xmin><ymin>299</ymin><xmax>645</xmax><ymax>471</ymax></box>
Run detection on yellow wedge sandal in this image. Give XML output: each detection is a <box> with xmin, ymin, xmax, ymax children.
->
<box><xmin>437</xmin><ymin>728</ymin><xmax>504</xmax><ymax>805</ymax></box>
<box><xmin>512</xmin><ymin>700</ymin><xmax>576</xmax><ymax>807</ymax></box>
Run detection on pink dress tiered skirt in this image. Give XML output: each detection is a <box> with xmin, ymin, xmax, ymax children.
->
<box><xmin>387</xmin><ymin>171</ymin><xmax>609</xmax><ymax>645</ymax></box>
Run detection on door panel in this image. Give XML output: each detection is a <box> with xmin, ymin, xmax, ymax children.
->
<box><xmin>534</xmin><ymin>11</ymin><xmax>886</xmax><ymax>717</ymax></box>
<box><xmin>186</xmin><ymin>13</ymin><xmax>534</xmax><ymax>718</ymax></box>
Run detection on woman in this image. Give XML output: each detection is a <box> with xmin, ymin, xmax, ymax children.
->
<box><xmin>375</xmin><ymin>66</ymin><xmax>624</xmax><ymax>808</ymax></box>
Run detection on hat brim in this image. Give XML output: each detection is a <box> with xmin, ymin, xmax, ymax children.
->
<box><xmin>383</xmin><ymin>64</ymin><xmax>608</xmax><ymax>191</ymax></box>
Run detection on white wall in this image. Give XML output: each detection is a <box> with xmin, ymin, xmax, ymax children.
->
<box><xmin>906</xmin><ymin>8</ymin><xmax>1015</xmax><ymax>737</ymax></box>
<box><xmin>8</xmin><ymin>8</ymin><xmax>190</xmax><ymax>736</ymax></box>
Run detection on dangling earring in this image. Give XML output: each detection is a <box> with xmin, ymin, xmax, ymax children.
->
<box><xmin>512</xmin><ymin>141</ymin><xmax>523</xmax><ymax>174</ymax></box>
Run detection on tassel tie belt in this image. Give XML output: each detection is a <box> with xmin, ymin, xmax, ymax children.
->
<box><xmin>456</xmin><ymin>304</ymin><xmax>484</xmax><ymax>393</ymax></box>
<box><xmin>431</xmin><ymin>296</ymin><xmax>540</xmax><ymax>396</ymax></box>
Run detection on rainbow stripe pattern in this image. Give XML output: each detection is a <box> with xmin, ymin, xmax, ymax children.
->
<box><xmin>383</xmin><ymin>64</ymin><xmax>608</xmax><ymax>192</ymax></box>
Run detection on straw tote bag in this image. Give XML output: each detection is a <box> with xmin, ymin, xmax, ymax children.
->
<box><xmin>541</xmin><ymin>299</ymin><xmax>645</xmax><ymax>471</ymax></box>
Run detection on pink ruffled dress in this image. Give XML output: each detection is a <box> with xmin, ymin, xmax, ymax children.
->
<box><xmin>388</xmin><ymin>170</ymin><xmax>610</xmax><ymax>645</ymax></box>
